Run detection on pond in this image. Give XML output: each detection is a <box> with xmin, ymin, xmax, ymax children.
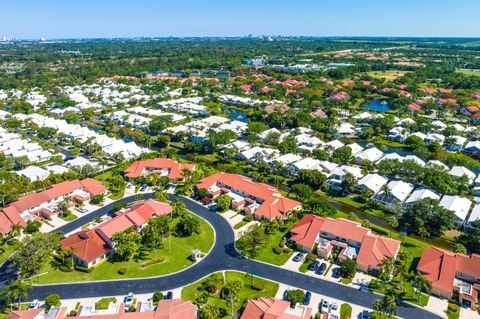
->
<box><xmin>224</xmin><ymin>109</ymin><xmax>249</xmax><ymax>123</ymax></box>
<box><xmin>362</xmin><ymin>99</ymin><xmax>392</xmax><ymax>112</ymax></box>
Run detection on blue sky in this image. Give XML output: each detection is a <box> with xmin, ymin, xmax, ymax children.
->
<box><xmin>1</xmin><ymin>0</ymin><xmax>479</xmax><ymax>39</ymax></box>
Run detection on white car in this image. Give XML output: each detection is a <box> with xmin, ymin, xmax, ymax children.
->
<box><xmin>124</xmin><ymin>292</ymin><xmax>134</xmax><ymax>307</ymax></box>
<box><xmin>330</xmin><ymin>302</ymin><xmax>339</xmax><ymax>316</ymax></box>
<box><xmin>321</xmin><ymin>300</ymin><xmax>329</xmax><ymax>313</ymax></box>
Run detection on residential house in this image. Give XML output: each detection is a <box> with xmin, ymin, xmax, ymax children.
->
<box><xmin>355</xmin><ymin>147</ymin><xmax>384</xmax><ymax>165</ymax></box>
<box><xmin>240</xmin><ymin>297</ymin><xmax>312</xmax><ymax>319</ymax></box>
<box><xmin>404</xmin><ymin>188</ymin><xmax>441</xmax><ymax>208</ymax></box>
<box><xmin>356</xmin><ymin>173</ymin><xmax>389</xmax><ymax>194</ymax></box>
<box><xmin>372</xmin><ymin>180</ymin><xmax>414</xmax><ymax>209</ymax></box>
<box><xmin>124</xmin><ymin>158</ymin><xmax>195</xmax><ymax>182</ymax></box>
<box><xmin>417</xmin><ymin>247</ymin><xmax>480</xmax><ymax>309</ymax></box>
<box><xmin>290</xmin><ymin>215</ymin><xmax>400</xmax><ymax>273</ymax></box>
<box><xmin>0</xmin><ymin>179</ymin><xmax>107</xmax><ymax>235</ymax></box>
<box><xmin>448</xmin><ymin>166</ymin><xmax>476</xmax><ymax>184</ymax></box>
<box><xmin>439</xmin><ymin>195</ymin><xmax>472</xmax><ymax>225</ymax></box>
<box><xmin>62</xmin><ymin>199</ymin><xmax>172</xmax><ymax>268</ymax></box>
<box><xmin>326</xmin><ymin>165</ymin><xmax>364</xmax><ymax>191</ymax></box>
<box><xmin>196</xmin><ymin>173</ymin><xmax>301</xmax><ymax>220</ymax></box>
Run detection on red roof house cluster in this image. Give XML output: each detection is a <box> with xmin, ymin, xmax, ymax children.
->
<box><xmin>61</xmin><ymin>199</ymin><xmax>172</xmax><ymax>268</ymax></box>
<box><xmin>330</xmin><ymin>91</ymin><xmax>349</xmax><ymax>101</ymax></box>
<box><xmin>7</xmin><ymin>299</ymin><xmax>197</xmax><ymax>319</ymax></box>
<box><xmin>417</xmin><ymin>247</ymin><xmax>480</xmax><ymax>308</ymax></box>
<box><xmin>290</xmin><ymin>215</ymin><xmax>400</xmax><ymax>272</ymax></box>
<box><xmin>124</xmin><ymin>158</ymin><xmax>195</xmax><ymax>181</ymax></box>
<box><xmin>196</xmin><ymin>173</ymin><xmax>301</xmax><ymax>220</ymax></box>
<box><xmin>240</xmin><ymin>297</ymin><xmax>312</xmax><ymax>319</ymax></box>
<box><xmin>0</xmin><ymin>178</ymin><xmax>107</xmax><ymax>235</ymax></box>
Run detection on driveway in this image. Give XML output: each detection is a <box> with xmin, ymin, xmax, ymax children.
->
<box><xmin>16</xmin><ymin>194</ymin><xmax>444</xmax><ymax>319</ymax></box>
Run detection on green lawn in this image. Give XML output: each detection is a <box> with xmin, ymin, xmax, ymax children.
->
<box><xmin>299</xmin><ymin>260</ymin><xmax>310</xmax><ymax>273</ymax></box>
<box><xmin>369</xmin><ymin>277</ymin><xmax>429</xmax><ymax>307</ymax></box>
<box><xmin>253</xmin><ymin>222</ymin><xmax>295</xmax><ymax>266</ymax></box>
<box><xmin>233</xmin><ymin>221</ymin><xmax>248</xmax><ymax>229</ymax></box>
<box><xmin>34</xmin><ymin>213</ymin><xmax>214</xmax><ymax>284</ymax></box>
<box><xmin>181</xmin><ymin>271</ymin><xmax>279</xmax><ymax>317</ymax></box>
<box><xmin>61</xmin><ymin>213</ymin><xmax>78</xmax><ymax>222</ymax></box>
<box><xmin>457</xmin><ymin>69</ymin><xmax>480</xmax><ymax>77</ymax></box>
<box><xmin>0</xmin><ymin>240</ymin><xmax>20</xmax><ymax>265</ymax></box>
<box><xmin>94</xmin><ymin>170</ymin><xmax>126</xmax><ymax>200</ymax></box>
<box><xmin>446</xmin><ymin>302</ymin><xmax>460</xmax><ymax>319</ymax></box>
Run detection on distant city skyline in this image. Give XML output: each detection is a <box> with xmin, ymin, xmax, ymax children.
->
<box><xmin>1</xmin><ymin>0</ymin><xmax>479</xmax><ymax>39</ymax></box>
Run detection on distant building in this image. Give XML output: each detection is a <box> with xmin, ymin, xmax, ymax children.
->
<box><xmin>241</xmin><ymin>297</ymin><xmax>312</xmax><ymax>319</ymax></box>
<box><xmin>124</xmin><ymin>158</ymin><xmax>195</xmax><ymax>182</ymax></box>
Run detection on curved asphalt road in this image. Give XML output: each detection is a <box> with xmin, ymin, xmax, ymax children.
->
<box><xmin>20</xmin><ymin>194</ymin><xmax>440</xmax><ymax>319</ymax></box>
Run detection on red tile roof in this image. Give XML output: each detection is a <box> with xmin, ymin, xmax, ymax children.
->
<box><xmin>417</xmin><ymin>247</ymin><xmax>458</xmax><ymax>295</ymax></box>
<box><xmin>62</xmin><ymin>199</ymin><xmax>171</xmax><ymax>263</ymax></box>
<box><xmin>290</xmin><ymin>215</ymin><xmax>400</xmax><ymax>270</ymax></box>
<box><xmin>124</xmin><ymin>158</ymin><xmax>195</xmax><ymax>179</ymax></box>
<box><xmin>0</xmin><ymin>179</ymin><xmax>106</xmax><ymax>235</ymax></box>
<box><xmin>197</xmin><ymin>173</ymin><xmax>301</xmax><ymax>220</ymax></box>
<box><xmin>240</xmin><ymin>297</ymin><xmax>312</xmax><ymax>319</ymax></box>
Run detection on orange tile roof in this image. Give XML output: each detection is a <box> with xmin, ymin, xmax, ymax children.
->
<box><xmin>356</xmin><ymin>235</ymin><xmax>400</xmax><ymax>269</ymax></box>
<box><xmin>0</xmin><ymin>178</ymin><xmax>105</xmax><ymax>234</ymax></box>
<box><xmin>62</xmin><ymin>199</ymin><xmax>171</xmax><ymax>263</ymax></box>
<box><xmin>197</xmin><ymin>173</ymin><xmax>301</xmax><ymax>220</ymax></box>
<box><xmin>124</xmin><ymin>158</ymin><xmax>195</xmax><ymax>179</ymax></box>
<box><xmin>417</xmin><ymin>247</ymin><xmax>458</xmax><ymax>295</ymax></box>
<box><xmin>240</xmin><ymin>297</ymin><xmax>312</xmax><ymax>319</ymax></box>
<box><xmin>61</xmin><ymin>229</ymin><xmax>110</xmax><ymax>263</ymax></box>
<box><xmin>291</xmin><ymin>215</ymin><xmax>400</xmax><ymax>270</ymax></box>
<box><xmin>9</xmin><ymin>300</ymin><xmax>196</xmax><ymax>319</ymax></box>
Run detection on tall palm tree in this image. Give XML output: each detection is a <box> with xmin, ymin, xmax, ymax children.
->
<box><xmin>413</xmin><ymin>272</ymin><xmax>432</xmax><ymax>302</ymax></box>
<box><xmin>9</xmin><ymin>223</ymin><xmax>24</xmax><ymax>239</ymax></box>
<box><xmin>383</xmin><ymin>294</ymin><xmax>398</xmax><ymax>317</ymax></box>
<box><xmin>11</xmin><ymin>279</ymin><xmax>32</xmax><ymax>308</ymax></box>
<box><xmin>372</xmin><ymin>299</ymin><xmax>384</xmax><ymax>316</ymax></box>
<box><xmin>0</xmin><ymin>285</ymin><xmax>17</xmax><ymax>310</ymax></box>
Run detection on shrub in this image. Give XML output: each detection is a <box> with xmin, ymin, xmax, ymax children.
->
<box><xmin>251</xmin><ymin>283</ymin><xmax>265</xmax><ymax>291</ymax></box>
<box><xmin>117</xmin><ymin>267</ymin><xmax>128</xmax><ymax>275</ymax></box>
<box><xmin>340</xmin><ymin>303</ymin><xmax>352</xmax><ymax>319</ymax></box>
<box><xmin>68</xmin><ymin>310</ymin><xmax>77</xmax><ymax>317</ymax></box>
<box><xmin>95</xmin><ymin>297</ymin><xmax>117</xmax><ymax>310</ymax></box>
<box><xmin>25</xmin><ymin>220</ymin><xmax>42</xmax><ymax>234</ymax></box>
<box><xmin>371</xmin><ymin>225</ymin><xmax>389</xmax><ymax>236</ymax></box>
<box><xmin>243</xmin><ymin>214</ymin><xmax>254</xmax><ymax>222</ymax></box>
<box><xmin>306</xmin><ymin>253</ymin><xmax>317</xmax><ymax>262</ymax></box>
<box><xmin>283</xmin><ymin>247</ymin><xmax>292</xmax><ymax>254</ymax></box>
<box><xmin>74</xmin><ymin>264</ymin><xmax>94</xmax><ymax>273</ymax></box>
<box><xmin>272</xmin><ymin>247</ymin><xmax>283</xmax><ymax>255</ymax></box>
<box><xmin>90</xmin><ymin>195</ymin><xmax>104</xmax><ymax>205</ymax></box>
<box><xmin>128</xmin><ymin>303</ymin><xmax>136</xmax><ymax>312</ymax></box>
<box><xmin>45</xmin><ymin>294</ymin><xmax>61</xmax><ymax>308</ymax></box>
<box><xmin>140</xmin><ymin>258</ymin><xmax>165</xmax><ymax>268</ymax></box>
<box><xmin>59</xmin><ymin>264</ymin><xmax>73</xmax><ymax>272</ymax></box>
<box><xmin>152</xmin><ymin>292</ymin><xmax>164</xmax><ymax>304</ymax></box>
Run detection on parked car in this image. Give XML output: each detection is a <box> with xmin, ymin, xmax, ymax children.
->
<box><xmin>360</xmin><ymin>310</ymin><xmax>370</xmax><ymax>319</ymax></box>
<box><xmin>208</xmin><ymin>204</ymin><xmax>218</xmax><ymax>212</ymax></box>
<box><xmin>165</xmin><ymin>291</ymin><xmax>173</xmax><ymax>300</ymax></box>
<box><xmin>124</xmin><ymin>292</ymin><xmax>134</xmax><ymax>306</ymax></box>
<box><xmin>316</xmin><ymin>262</ymin><xmax>327</xmax><ymax>275</ymax></box>
<box><xmin>292</xmin><ymin>253</ymin><xmax>304</xmax><ymax>262</ymax></box>
<box><xmin>330</xmin><ymin>302</ymin><xmax>339</xmax><ymax>316</ymax></box>
<box><xmin>303</xmin><ymin>291</ymin><xmax>311</xmax><ymax>305</ymax></box>
<box><xmin>139</xmin><ymin>185</ymin><xmax>147</xmax><ymax>192</ymax></box>
<box><xmin>332</xmin><ymin>267</ymin><xmax>342</xmax><ymax>278</ymax></box>
<box><xmin>308</xmin><ymin>260</ymin><xmax>320</xmax><ymax>271</ymax></box>
<box><xmin>28</xmin><ymin>299</ymin><xmax>39</xmax><ymax>310</ymax></box>
<box><xmin>282</xmin><ymin>289</ymin><xmax>290</xmax><ymax>300</ymax></box>
<box><xmin>321</xmin><ymin>300</ymin><xmax>329</xmax><ymax>313</ymax></box>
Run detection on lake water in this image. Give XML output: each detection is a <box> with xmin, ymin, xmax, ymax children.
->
<box><xmin>362</xmin><ymin>100</ymin><xmax>391</xmax><ymax>112</ymax></box>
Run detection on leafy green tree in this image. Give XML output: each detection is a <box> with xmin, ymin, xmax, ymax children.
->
<box><xmin>199</xmin><ymin>304</ymin><xmax>222</xmax><ymax>319</ymax></box>
<box><xmin>148</xmin><ymin>115</ymin><xmax>173</xmax><ymax>133</ymax></box>
<box><xmin>296</xmin><ymin>169</ymin><xmax>326</xmax><ymax>190</ymax></box>
<box><xmin>176</xmin><ymin>215</ymin><xmax>200</xmax><ymax>236</ymax></box>
<box><xmin>142</xmin><ymin>216</ymin><xmax>170</xmax><ymax>258</ymax></box>
<box><xmin>45</xmin><ymin>294</ymin><xmax>61</xmax><ymax>308</ymax></box>
<box><xmin>340</xmin><ymin>173</ymin><xmax>357</xmax><ymax>195</ymax></box>
<box><xmin>285</xmin><ymin>289</ymin><xmax>305</xmax><ymax>307</ymax></box>
<box><xmin>214</xmin><ymin>194</ymin><xmax>232</xmax><ymax>212</ymax></box>
<box><xmin>291</xmin><ymin>183</ymin><xmax>313</xmax><ymax>199</ymax></box>
<box><xmin>403</xmin><ymin>198</ymin><xmax>456</xmax><ymax>237</ymax></box>
<box><xmin>331</xmin><ymin>146</ymin><xmax>352</xmax><ymax>164</ymax></box>
<box><xmin>340</xmin><ymin>259</ymin><xmax>357</xmax><ymax>278</ymax></box>
<box><xmin>111</xmin><ymin>229</ymin><xmax>142</xmax><ymax>261</ymax></box>
<box><xmin>236</xmin><ymin>224</ymin><xmax>268</xmax><ymax>258</ymax></box>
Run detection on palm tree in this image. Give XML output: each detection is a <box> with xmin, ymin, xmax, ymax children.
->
<box><xmin>0</xmin><ymin>285</ymin><xmax>16</xmax><ymax>310</ymax></box>
<box><xmin>386</xmin><ymin>216</ymin><xmax>398</xmax><ymax>237</ymax></box>
<box><xmin>10</xmin><ymin>279</ymin><xmax>32</xmax><ymax>308</ymax></box>
<box><xmin>9</xmin><ymin>223</ymin><xmax>24</xmax><ymax>239</ymax></box>
<box><xmin>372</xmin><ymin>299</ymin><xmax>384</xmax><ymax>316</ymax></box>
<box><xmin>413</xmin><ymin>272</ymin><xmax>432</xmax><ymax>302</ymax></box>
<box><xmin>383</xmin><ymin>294</ymin><xmax>398</xmax><ymax>317</ymax></box>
